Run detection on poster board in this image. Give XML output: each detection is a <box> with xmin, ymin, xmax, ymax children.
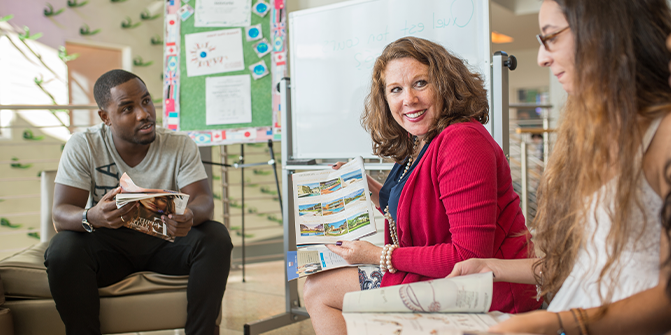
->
<box><xmin>289</xmin><ymin>0</ymin><xmax>491</xmax><ymax>159</ymax></box>
<box><xmin>162</xmin><ymin>0</ymin><xmax>287</xmax><ymax>145</ymax></box>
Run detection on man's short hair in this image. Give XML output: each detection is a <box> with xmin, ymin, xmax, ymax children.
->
<box><xmin>93</xmin><ymin>69</ymin><xmax>146</xmax><ymax>110</ymax></box>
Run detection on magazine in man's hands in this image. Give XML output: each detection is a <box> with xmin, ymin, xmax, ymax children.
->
<box><xmin>115</xmin><ymin>173</ymin><xmax>189</xmax><ymax>242</ymax></box>
<box><xmin>291</xmin><ymin>156</ymin><xmax>377</xmax><ymax>246</ymax></box>
<box><xmin>342</xmin><ymin>272</ymin><xmax>510</xmax><ymax>334</ymax></box>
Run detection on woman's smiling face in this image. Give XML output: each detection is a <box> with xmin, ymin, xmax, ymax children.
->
<box><xmin>384</xmin><ymin>57</ymin><xmax>438</xmax><ymax>140</ymax></box>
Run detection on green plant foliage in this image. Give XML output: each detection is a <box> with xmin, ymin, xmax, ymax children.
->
<box><xmin>266</xmin><ymin>214</ymin><xmax>282</xmax><ymax>224</ymax></box>
<box><xmin>67</xmin><ymin>0</ymin><xmax>88</xmax><ymax>8</ymax></box>
<box><xmin>235</xmin><ymin>231</ymin><xmax>254</xmax><ymax>238</ymax></box>
<box><xmin>260</xmin><ymin>186</ymin><xmax>277</xmax><ymax>195</ymax></box>
<box><xmin>212</xmin><ymin>175</ymin><xmax>221</xmax><ymax>181</ymax></box>
<box><xmin>152</xmin><ymin>97</ymin><xmax>162</xmax><ymax>104</ymax></box>
<box><xmin>10</xmin><ymin>157</ymin><xmax>32</xmax><ymax>169</ymax></box>
<box><xmin>121</xmin><ymin>17</ymin><xmax>142</xmax><ymax>29</ymax></box>
<box><xmin>58</xmin><ymin>46</ymin><xmax>79</xmax><ymax>62</ymax></box>
<box><xmin>18</xmin><ymin>26</ymin><xmax>43</xmax><ymax>41</ymax></box>
<box><xmin>253</xmin><ymin>169</ymin><xmax>271</xmax><ymax>176</ymax></box>
<box><xmin>110</xmin><ymin>0</ymin><xmax>128</xmax><ymax>2</ymax></box>
<box><xmin>213</xmin><ymin>193</ymin><xmax>221</xmax><ymax>200</ymax></box>
<box><xmin>0</xmin><ymin>14</ymin><xmax>14</xmax><ymax>22</ymax></box>
<box><xmin>150</xmin><ymin>35</ymin><xmax>163</xmax><ymax>45</ymax></box>
<box><xmin>246</xmin><ymin>143</ymin><xmax>264</xmax><ymax>148</ymax></box>
<box><xmin>79</xmin><ymin>24</ymin><xmax>101</xmax><ymax>36</ymax></box>
<box><xmin>23</xmin><ymin>129</ymin><xmax>44</xmax><ymax>141</ymax></box>
<box><xmin>27</xmin><ymin>232</ymin><xmax>40</xmax><ymax>239</ymax></box>
<box><xmin>247</xmin><ymin>207</ymin><xmax>258</xmax><ymax>214</ymax></box>
<box><xmin>244</xmin><ymin>178</ymin><xmax>258</xmax><ymax>187</ymax></box>
<box><xmin>140</xmin><ymin>10</ymin><xmax>161</xmax><ymax>21</ymax></box>
<box><xmin>0</xmin><ymin>218</ymin><xmax>22</xmax><ymax>228</ymax></box>
<box><xmin>133</xmin><ymin>56</ymin><xmax>153</xmax><ymax>67</ymax></box>
<box><xmin>37</xmin><ymin>171</ymin><xmax>42</xmax><ymax>177</ymax></box>
<box><xmin>230</xmin><ymin>226</ymin><xmax>240</xmax><ymax>230</ymax></box>
<box><xmin>44</xmin><ymin>3</ymin><xmax>65</xmax><ymax>16</ymax></box>
<box><xmin>228</xmin><ymin>198</ymin><xmax>242</xmax><ymax>208</ymax></box>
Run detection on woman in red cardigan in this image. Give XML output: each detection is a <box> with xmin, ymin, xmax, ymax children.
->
<box><xmin>302</xmin><ymin>36</ymin><xmax>541</xmax><ymax>334</ymax></box>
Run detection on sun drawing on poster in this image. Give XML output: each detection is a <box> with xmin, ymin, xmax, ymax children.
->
<box><xmin>190</xmin><ymin>43</ymin><xmax>224</xmax><ymax>68</ymax></box>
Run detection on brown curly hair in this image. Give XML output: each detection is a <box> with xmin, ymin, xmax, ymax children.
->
<box><xmin>531</xmin><ymin>0</ymin><xmax>671</xmax><ymax>306</ymax></box>
<box><xmin>361</xmin><ymin>37</ymin><xmax>489</xmax><ymax>163</ymax></box>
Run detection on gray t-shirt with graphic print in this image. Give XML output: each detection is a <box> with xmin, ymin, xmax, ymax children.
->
<box><xmin>55</xmin><ymin>123</ymin><xmax>207</xmax><ymax>206</ymax></box>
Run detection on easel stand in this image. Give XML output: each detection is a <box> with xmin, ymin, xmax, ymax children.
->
<box><xmin>202</xmin><ymin>140</ymin><xmax>282</xmax><ymax>282</ymax></box>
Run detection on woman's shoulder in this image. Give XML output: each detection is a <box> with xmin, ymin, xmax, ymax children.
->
<box><xmin>643</xmin><ymin>112</ymin><xmax>671</xmax><ymax>197</ymax></box>
<box><xmin>434</xmin><ymin>120</ymin><xmax>493</xmax><ymax>147</ymax></box>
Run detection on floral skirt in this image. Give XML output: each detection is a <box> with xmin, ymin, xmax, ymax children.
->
<box><xmin>358</xmin><ymin>265</ymin><xmax>382</xmax><ymax>291</ymax></box>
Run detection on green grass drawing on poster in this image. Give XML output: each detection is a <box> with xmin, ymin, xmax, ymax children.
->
<box><xmin>180</xmin><ymin>12</ymin><xmax>272</xmax><ymax>131</ymax></box>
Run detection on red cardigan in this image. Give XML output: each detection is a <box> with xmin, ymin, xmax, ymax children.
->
<box><xmin>381</xmin><ymin>120</ymin><xmax>542</xmax><ymax>313</ymax></box>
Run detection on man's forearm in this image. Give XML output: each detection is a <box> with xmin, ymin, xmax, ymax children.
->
<box><xmin>188</xmin><ymin>194</ymin><xmax>214</xmax><ymax>226</ymax></box>
<box><xmin>53</xmin><ymin>204</ymin><xmax>87</xmax><ymax>232</ymax></box>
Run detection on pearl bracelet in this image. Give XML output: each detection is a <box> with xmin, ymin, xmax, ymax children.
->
<box><xmin>379</xmin><ymin>245</ymin><xmax>389</xmax><ymax>273</ymax></box>
<box><xmin>379</xmin><ymin>244</ymin><xmax>397</xmax><ymax>274</ymax></box>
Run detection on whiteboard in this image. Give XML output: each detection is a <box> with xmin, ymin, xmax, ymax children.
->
<box><xmin>289</xmin><ymin>0</ymin><xmax>491</xmax><ymax>159</ymax></box>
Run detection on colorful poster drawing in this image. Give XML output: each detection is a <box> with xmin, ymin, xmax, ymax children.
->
<box><xmin>347</xmin><ymin>212</ymin><xmax>371</xmax><ymax>233</ymax></box>
<box><xmin>320</xmin><ymin>177</ymin><xmax>342</xmax><ymax>195</ymax></box>
<box><xmin>341</xmin><ymin>170</ymin><xmax>363</xmax><ymax>187</ymax></box>
<box><xmin>300</xmin><ymin>223</ymin><xmax>324</xmax><ymax>236</ymax></box>
<box><xmin>185</xmin><ymin>28</ymin><xmax>244</xmax><ymax>77</ymax></box>
<box><xmin>325</xmin><ymin>219</ymin><xmax>348</xmax><ymax>236</ymax></box>
<box><xmin>343</xmin><ymin>188</ymin><xmax>366</xmax><ymax>206</ymax></box>
<box><xmin>298</xmin><ymin>203</ymin><xmax>322</xmax><ymax>217</ymax></box>
<box><xmin>297</xmin><ymin>182</ymin><xmax>320</xmax><ymax>198</ymax></box>
<box><xmin>322</xmin><ymin>198</ymin><xmax>345</xmax><ymax>216</ymax></box>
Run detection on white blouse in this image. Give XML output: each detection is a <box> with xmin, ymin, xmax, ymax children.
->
<box><xmin>547</xmin><ymin>118</ymin><xmax>663</xmax><ymax>312</ymax></box>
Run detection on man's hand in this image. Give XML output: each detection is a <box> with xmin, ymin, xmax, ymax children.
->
<box><xmin>87</xmin><ymin>187</ymin><xmax>138</xmax><ymax>229</ymax></box>
<box><xmin>162</xmin><ymin>207</ymin><xmax>194</xmax><ymax>237</ymax></box>
<box><xmin>326</xmin><ymin>240</ymin><xmax>382</xmax><ymax>265</ymax></box>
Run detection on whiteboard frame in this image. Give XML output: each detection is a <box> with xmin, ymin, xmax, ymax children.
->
<box><xmin>288</xmin><ymin>0</ymin><xmax>491</xmax><ymax>159</ymax></box>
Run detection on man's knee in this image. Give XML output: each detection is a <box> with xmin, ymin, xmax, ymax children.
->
<box><xmin>44</xmin><ymin>231</ymin><xmax>90</xmax><ymax>268</ymax></box>
<box><xmin>189</xmin><ymin>221</ymin><xmax>233</xmax><ymax>259</ymax></box>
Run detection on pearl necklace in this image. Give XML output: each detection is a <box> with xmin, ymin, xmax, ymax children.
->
<box><xmin>384</xmin><ymin>136</ymin><xmax>418</xmax><ymax>247</ymax></box>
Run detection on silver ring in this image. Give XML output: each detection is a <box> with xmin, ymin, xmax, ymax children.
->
<box><xmin>120</xmin><ymin>215</ymin><xmax>125</xmax><ymax>223</ymax></box>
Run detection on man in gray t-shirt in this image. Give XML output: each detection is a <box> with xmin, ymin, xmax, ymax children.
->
<box><xmin>45</xmin><ymin>70</ymin><xmax>233</xmax><ymax>335</ymax></box>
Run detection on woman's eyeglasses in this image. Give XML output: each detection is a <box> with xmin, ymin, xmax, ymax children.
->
<box><xmin>536</xmin><ymin>26</ymin><xmax>570</xmax><ymax>51</ymax></box>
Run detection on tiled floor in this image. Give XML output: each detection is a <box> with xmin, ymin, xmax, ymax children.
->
<box><xmin>116</xmin><ymin>260</ymin><xmax>315</xmax><ymax>335</ymax></box>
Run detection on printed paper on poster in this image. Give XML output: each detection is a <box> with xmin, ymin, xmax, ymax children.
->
<box><xmin>185</xmin><ymin>29</ymin><xmax>244</xmax><ymax>77</ymax></box>
<box><xmin>194</xmin><ymin>0</ymin><xmax>251</xmax><ymax>27</ymax></box>
<box><xmin>205</xmin><ymin>75</ymin><xmax>252</xmax><ymax>125</ymax></box>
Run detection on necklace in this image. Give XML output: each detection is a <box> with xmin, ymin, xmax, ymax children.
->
<box><xmin>398</xmin><ymin>136</ymin><xmax>418</xmax><ymax>182</ymax></box>
<box><xmin>384</xmin><ymin>136</ymin><xmax>419</xmax><ymax>247</ymax></box>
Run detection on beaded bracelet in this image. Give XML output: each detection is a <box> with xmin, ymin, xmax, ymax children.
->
<box><xmin>385</xmin><ymin>245</ymin><xmax>397</xmax><ymax>273</ymax></box>
<box><xmin>379</xmin><ymin>245</ymin><xmax>389</xmax><ymax>273</ymax></box>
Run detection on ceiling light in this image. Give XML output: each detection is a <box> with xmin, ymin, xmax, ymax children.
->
<box><xmin>492</xmin><ymin>31</ymin><xmax>514</xmax><ymax>44</ymax></box>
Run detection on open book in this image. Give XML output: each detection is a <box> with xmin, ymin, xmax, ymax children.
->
<box><xmin>115</xmin><ymin>173</ymin><xmax>189</xmax><ymax>242</ymax></box>
<box><xmin>342</xmin><ymin>272</ymin><xmax>512</xmax><ymax>334</ymax></box>
<box><xmin>288</xmin><ymin>157</ymin><xmax>378</xmax><ymax>279</ymax></box>
<box><xmin>291</xmin><ymin>156</ymin><xmax>377</xmax><ymax>245</ymax></box>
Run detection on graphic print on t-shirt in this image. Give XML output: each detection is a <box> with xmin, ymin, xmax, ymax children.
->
<box><xmin>92</xmin><ymin>162</ymin><xmax>120</xmax><ymax>206</ymax></box>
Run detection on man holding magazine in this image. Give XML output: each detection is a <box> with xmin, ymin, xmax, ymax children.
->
<box><xmin>45</xmin><ymin>69</ymin><xmax>233</xmax><ymax>335</ymax></box>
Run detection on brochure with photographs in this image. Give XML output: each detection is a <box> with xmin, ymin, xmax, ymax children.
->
<box><xmin>115</xmin><ymin>173</ymin><xmax>189</xmax><ymax>242</ymax></box>
<box><xmin>292</xmin><ymin>156</ymin><xmax>377</xmax><ymax>246</ymax></box>
<box><xmin>342</xmin><ymin>272</ymin><xmax>510</xmax><ymax>334</ymax></box>
<box><xmin>286</xmin><ymin>245</ymin><xmax>354</xmax><ymax>281</ymax></box>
